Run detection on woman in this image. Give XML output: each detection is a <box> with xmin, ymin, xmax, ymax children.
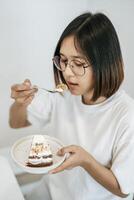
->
<box><xmin>10</xmin><ymin>12</ymin><xmax>134</xmax><ymax>200</ymax></box>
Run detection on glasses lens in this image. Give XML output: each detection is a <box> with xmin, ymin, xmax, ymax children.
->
<box><xmin>53</xmin><ymin>56</ymin><xmax>63</xmax><ymax>71</ymax></box>
<box><xmin>70</xmin><ymin>60</ymin><xmax>85</xmax><ymax>76</ymax></box>
<box><xmin>53</xmin><ymin>56</ymin><xmax>86</xmax><ymax>76</ymax></box>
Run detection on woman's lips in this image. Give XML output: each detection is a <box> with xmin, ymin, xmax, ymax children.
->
<box><xmin>67</xmin><ymin>81</ymin><xmax>79</xmax><ymax>89</ymax></box>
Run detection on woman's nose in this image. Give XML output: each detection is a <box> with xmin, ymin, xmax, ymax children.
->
<box><xmin>64</xmin><ymin>64</ymin><xmax>74</xmax><ymax>76</ymax></box>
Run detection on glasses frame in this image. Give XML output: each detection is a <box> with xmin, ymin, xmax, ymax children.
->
<box><xmin>52</xmin><ymin>55</ymin><xmax>90</xmax><ymax>76</ymax></box>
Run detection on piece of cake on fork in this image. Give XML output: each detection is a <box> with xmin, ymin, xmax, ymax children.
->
<box><xmin>55</xmin><ymin>83</ymin><xmax>68</xmax><ymax>93</ymax></box>
<box><xmin>26</xmin><ymin>135</ymin><xmax>53</xmax><ymax>167</ymax></box>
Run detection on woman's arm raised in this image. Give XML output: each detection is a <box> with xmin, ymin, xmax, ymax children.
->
<box><xmin>9</xmin><ymin>79</ymin><xmax>37</xmax><ymax>128</ymax></box>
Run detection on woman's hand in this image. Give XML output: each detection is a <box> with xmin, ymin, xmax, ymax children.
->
<box><xmin>11</xmin><ymin>79</ymin><xmax>37</xmax><ymax>106</ymax></box>
<box><xmin>49</xmin><ymin>145</ymin><xmax>90</xmax><ymax>174</ymax></box>
<box><xmin>49</xmin><ymin>145</ymin><xmax>128</xmax><ymax>198</ymax></box>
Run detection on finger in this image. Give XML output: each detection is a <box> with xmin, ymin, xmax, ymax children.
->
<box><xmin>16</xmin><ymin>95</ymin><xmax>34</xmax><ymax>105</ymax></box>
<box><xmin>24</xmin><ymin>95</ymin><xmax>35</xmax><ymax>105</ymax></box>
<box><xmin>17</xmin><ymin>88</ymin><xmax>37</xmax><ymax>97</ymax></box>
<box><xmin>11</xmin><ymin>88</ymin><xmax>37</xmax><ymax>99</ymax></box>
<box><xmin>11</xmin><ymin>90</ymin><xmax>17</xmax><ymax>99</ymax></box>
<box><xmin>57</xmin><ymin>145</ymin><xmax>77</xmax><ymax>156</ymax></box>
<box><xmin>23</xmin><ymin>79</ymin><xmax>32</xmax><ymax>87</ymax></box>
<box><xmin>49</xmin><ymin>159</ymin><xmax>72</xmax><ymax>174</ymax></box>
<box><xmin>11</xmin><ymin>84</ymin><xmax>30</xmax><ymax>92</ymax></box>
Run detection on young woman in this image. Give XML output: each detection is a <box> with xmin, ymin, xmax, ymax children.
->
<box><xmin>10</xmin><ymin>12</ymin><xmax>134</xmax><ymax>200</ymax></box>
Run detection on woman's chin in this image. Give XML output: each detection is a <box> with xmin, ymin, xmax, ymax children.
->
<box><xmin>69</xmin><ymin>89</ymin><xmax>81</xmax><ymax>96</ymax></box>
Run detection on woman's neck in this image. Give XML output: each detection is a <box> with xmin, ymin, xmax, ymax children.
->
<box><xmin>82</xmin><ymin>92</ymin><xmax>106</xmax><ymax>105</ymax></box>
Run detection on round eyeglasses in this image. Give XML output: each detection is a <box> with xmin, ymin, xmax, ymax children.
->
<box><xmin>52</xmin><ymin>55</ymin><xmax>90</xmax><ymax>76</ymax></box>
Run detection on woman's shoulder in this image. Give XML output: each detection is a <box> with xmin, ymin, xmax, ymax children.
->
<box><xmin>116</xmin><ymin>90</ymin><xmax>134</xmax><ymax>126</ymax></box>
<box><xmin>120</xmin><ymin>90</ymin><xmax>134</xmax><ymax>111</ymax></box>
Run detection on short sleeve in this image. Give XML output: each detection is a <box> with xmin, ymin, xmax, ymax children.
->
<box><xmin>27</xmin><ymin>91</ymin><xmax>53</xmax><ymax>128</ymax></box>
<box><xmin>111</xmin><ymin>125</ymin><xmax>134</xmax><ymax>194</ymax></box>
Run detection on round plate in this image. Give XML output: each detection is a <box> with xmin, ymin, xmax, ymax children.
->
<box><xmin>11</xmin><ymin>135</ymin><xmax>66</xmax><ymax>174</ymax></box>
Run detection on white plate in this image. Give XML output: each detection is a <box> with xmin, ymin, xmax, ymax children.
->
<box><xmin>11</xmin><ymin>135</ymin><xmax>66</xmax><ymax>174</ymax></box>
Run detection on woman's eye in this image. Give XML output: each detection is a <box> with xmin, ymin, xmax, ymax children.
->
<box><xmin>74</xmin><ymin>61</ymin><xmax>83</xmax><ymax>67</ymax></box>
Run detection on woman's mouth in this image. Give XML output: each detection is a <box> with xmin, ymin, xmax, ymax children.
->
<box><xmin>67</xmin><ymin>81</ymin><xmax>79</xmax><ymax>89</ymax></box>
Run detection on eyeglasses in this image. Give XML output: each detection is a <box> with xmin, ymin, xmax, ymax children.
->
<box><xmin>52</xmin><ymin>55</ymin><xmax>90</xmax><ymax>76</ymax></box>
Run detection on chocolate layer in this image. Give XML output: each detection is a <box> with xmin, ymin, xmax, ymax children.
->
<box><xmin>26</xmin><ymin>161</ymin><xmax>53</xmax><ymax>167</ymax></box>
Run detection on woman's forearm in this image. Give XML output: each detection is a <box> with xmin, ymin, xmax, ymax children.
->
<box><xmin>9</xmin><ymin>102</ymin><xmax>30</xmax><ymax>128</ymax></box>
<box><xmin>82</xmin><ymin>155</ymin><xmax>128</xmax><ymax>198</ymax></box>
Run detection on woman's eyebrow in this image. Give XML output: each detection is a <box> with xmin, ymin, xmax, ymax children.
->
<box><xmin>59</xmin><ymin>52</ymin><xmax>85</xmax><ymax>59</ymax></box>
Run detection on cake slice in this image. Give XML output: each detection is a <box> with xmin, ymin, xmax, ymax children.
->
<box><xmin>26</xmin><ymin>135</ymin><xmax>53</xmax><ymax>167</ymax></box>
<box><xmin>55</xmin><ymin>83</ymin><xmax>68</xmax><ymax>93</ymax></box>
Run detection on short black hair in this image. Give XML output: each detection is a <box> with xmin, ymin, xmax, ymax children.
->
<box><xmin>53</xmin><ymin>12</ymin><xmax>124</xmax><ymax>101</ymax></box>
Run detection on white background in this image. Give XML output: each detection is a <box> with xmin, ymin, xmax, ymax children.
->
<box><xmin>0</xmin><ymin>0</ymin><xmax>134</xmax><ymax>149</ymax></box>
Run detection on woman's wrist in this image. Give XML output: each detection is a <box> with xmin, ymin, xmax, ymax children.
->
<box><xmin>80</xmin><ymin>152</ymin><xmax>93</xmax><ymax>169</ymax></box>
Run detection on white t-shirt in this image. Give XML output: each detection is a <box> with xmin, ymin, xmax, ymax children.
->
<box><xmin>27</xmin><ymin>89</ymin><xmax>134</xmax><ymax>200</ymax></box>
